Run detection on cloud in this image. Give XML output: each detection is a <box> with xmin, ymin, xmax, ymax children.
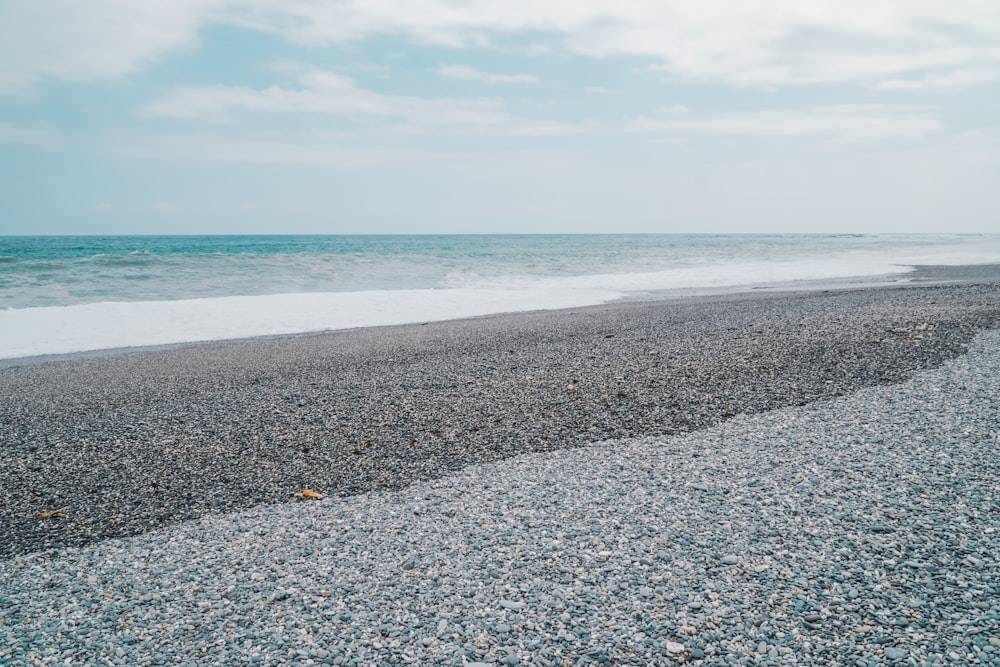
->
<box><xmin>154</xmin><ymin>200</ymin><xmax>182</xmax><ymax>212</ymax></box>
<box><xmin>0</xmin><ymin>122</ymin><xmax>57</xmax><ymax>147</ymax></box>
<box><xmin>3</xmin><ymin>1</ymin><xmax>999</xmax><ymax>93</ymax></box>
<box><xmin>230</xmin><ymin>0</ymin><xmax>1000</xmax><ymax>89</ymax></box>
<box><xmin>114</xmin><ymin>132</ymin><xmax>592</xmax><ymax>171</ymax></box>
<box><xmin>0</xmin><ymin>0</ymin><xmax>210</xmax><ymax>94</ymax></box>
<box><xmin>436</xmin><ymin>64</ymin><xmax>538</xmax><ymax>84</ymax></box>
<box><xmin>144</xmin><ymin>67</ymin><xmax>587</xmax><ymax>136</ymax></box>
<box><xmin>118</xmin><ymin>132</ymin><xmax>437</xmax><ymax>166</ymax></box>
<box><xmin>871</xmin><ymin>67</ymin><xmax>1000</xmax><ymax>91</ymax></box>
<box><xmin>629</xmin><ymin>104</ymin><xmax>943</xmax><ymax>143</ymax></box>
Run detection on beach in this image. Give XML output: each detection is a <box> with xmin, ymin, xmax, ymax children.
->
<box><xmin>2</xmin><ymin>278</ymin><xmax>999</xmax><ymax>558</ymax></box>
<box><xmin>2</xmin><ymin>277</ymin><xmax>1000</xmax><ymax>665</ymax></box>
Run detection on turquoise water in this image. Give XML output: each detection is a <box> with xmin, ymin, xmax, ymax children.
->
<box><xmin>4</xmin><ymin>233</ymin><xmax>999</xmax><ymax>310</ymax></box>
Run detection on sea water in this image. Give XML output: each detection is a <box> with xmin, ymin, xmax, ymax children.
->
<box><xmin>2</xmin><ymin>234</ymin><xmax>999</xmax><ymax>360</ymax></box>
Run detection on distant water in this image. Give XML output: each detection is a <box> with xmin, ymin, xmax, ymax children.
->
<box><xmin>2</xmin><ymin>234</ymin><xmax>999</xmax><ymax>359</ymax></box>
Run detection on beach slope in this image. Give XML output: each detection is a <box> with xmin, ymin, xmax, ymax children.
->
<box><xmin>1</xmin><ymin>281</ymin><xmax>998</xmax><ymax>559</ymax></box>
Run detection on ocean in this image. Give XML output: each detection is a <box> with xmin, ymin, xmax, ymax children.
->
<box><xmin>2</xmin><ymin>233</ymin><xmax>999</xmax><ymax>360</ymax></box>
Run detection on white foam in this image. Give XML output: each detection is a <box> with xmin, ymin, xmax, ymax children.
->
<box><xmin>0</xmin><ymin>287</ymin><xmax>621</xmax><ymax>360</ymax></box>
<box><xmin>448</xmin><ymin>256</ymin><xmax>914</xmax><ymax>292</ymax></box>
<box><xmin>3</xmin><ymin>236</ymin><xmax>999</xmax><ymax>360</ymax></box>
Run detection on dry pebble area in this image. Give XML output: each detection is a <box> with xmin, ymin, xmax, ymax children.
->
<box><xmin>1</xmin><ymin>305</ymin><xmax>999</xmax><ymax>665</ymax></box>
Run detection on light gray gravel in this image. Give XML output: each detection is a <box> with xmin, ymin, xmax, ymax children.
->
<box><xmin>2</xmin><ymin>328</ymin><xmax>998</xmax><ymax>666</ymax></box>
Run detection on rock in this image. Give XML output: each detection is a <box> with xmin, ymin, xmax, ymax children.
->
<box><xmin>666</xmin><ymin>642</ymin><xmax>685</xmax><ymax>654</ymax></box>
<box><xmin>884</xmin><ymin>647</ymin><xmax>907</xmax><ymax>660</ymax></box>
<box><xmin>720</xmin><ymin>555</ymin><xmax>738</xmax><ymax>565</ymax></box>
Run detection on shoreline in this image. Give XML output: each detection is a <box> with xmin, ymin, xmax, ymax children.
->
<box><xmin>3</xmin><ymin>263</ymin><xmax>998</xmax><ymax>367</ymax></box>
<box><xmin>2</xmin><ymin>279</ymin><xmax>999</xmax><ymax>559</ymax></box>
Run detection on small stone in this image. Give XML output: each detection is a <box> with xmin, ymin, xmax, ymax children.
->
<box><xmin>499</xmin><ymin>599</ymin><xmax>524</xmax><ymax>610</ymax></box>
<box><xmin>666</xmin><ymin>642</ymin><xmax>685</xmax><ymax>654</ymax></box>
<box><xmin>690</xmin><ymin>648</ymin><xmax>705</xmax><ymax>659</ymax></box>
<box><xmin>689</xmin><ymin>483</ymin><xmax>710</xmax><ymax>491</ymax></box>
<box><xmin>756</xmin><ymin>642</ymin><xmax>768</xmax><ymax>654</ymax></box>
<box><xmin>503</xmin><ymin>657</ymin><xmax>520</xmax><ymax>666</ymax></box>
<box><xmin>803</xmin><ymin>613</ymin><xmax>822</xmax><ymax>623</ymax></box>
<box><xmin>720</xmin><ymin>555</ymin><xmax>738</xmax><ymax>565</ymax></box>
<box><xmin>990</xmin><ymin>638</ymin><xmax>1000</xmax><ymax>648</ymax></box>
<box><xmin>884</xmin><ymin>648</ymin><xmax>907</xmax><ymax>660</ymax></box>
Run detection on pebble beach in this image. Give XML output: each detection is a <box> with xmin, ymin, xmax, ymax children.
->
<box><xmin>2</xmin><ymin>279</ymin><xmax>1000</xmax><ymax>666</ymax></box>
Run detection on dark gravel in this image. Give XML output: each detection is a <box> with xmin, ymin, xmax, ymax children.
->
<box><xmin>2</xmin><ymin>282</ymin><xmax>999</xmax><ymax>559</ymax></box>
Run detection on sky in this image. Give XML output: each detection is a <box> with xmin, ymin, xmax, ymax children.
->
<box><xmin>1</xmin><ymin>0</ymin><xmax>999</xmax><ymax>235</ymax></box>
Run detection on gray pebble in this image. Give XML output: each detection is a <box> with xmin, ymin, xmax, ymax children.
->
<box><xmin>2</xmin><ymin>291</ymin><xmax>999</xmax><ymax>667</ymax></box>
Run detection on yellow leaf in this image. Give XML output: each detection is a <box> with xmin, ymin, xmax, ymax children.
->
<box><xmin>301</xmin><ymin>489</ymin><xmax>324</xmax><ymax>499</ymax></box>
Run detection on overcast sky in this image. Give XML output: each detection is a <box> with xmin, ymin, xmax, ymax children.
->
<box><xmin>1</xmin><ymin>0</ymin><xmax>999</xmax><ymax>235</ymax></box>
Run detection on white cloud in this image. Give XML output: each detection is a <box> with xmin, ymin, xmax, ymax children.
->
<box><xmin>118</xmin><ymin>133</ymin><xmax>437</xmax><ymax>166</ymax></box>
<box><xmin>871</xmin><ymin>67</ymin><xmax>1000</xmax><ymax>91</ymax></box>
<box><xmin>629</xmin><ymin>104</ymin><xmax>943</xmax><ymax>143</ymax></box>
<box><xmin>114</xmin><ymin>132</ymin><xmax>593</xmax><ymax>171</ymax></box>
<box><xmin>661</xmin><ymin>104</ymin><xmax>691</xmax><ymax>116</ymax></box>
<box><xmin>154</xmin><ymin>200</ymin><xmax>182</xmax><ymax>212</ymax></box>
<box><xmin>436</xmin><ymin>64</ymin><xmax>538</xmax><ymax>84</ymax></box>
<box><xmin>0</xmin><ymin>122</ymin><xmax>57</xmax><ymax>146</ymax></box>
<box><xmin>3</xmin><ymin>1</ymin><xmax>1000</xmax><ymax>93</ymax></box>
<box><xmin>0</xmin><ymin>0</ymin><xmax>212</xmax><ymax>94</ymax></box>
<box><xmin>144</xmin><ymin>68</ymin><xmax>587</xmax><ymax>136</ymax></box>
<box><xmin>234</xmin><ymin>0</ymin><xmax>1000</xmax><ymax>88</ymax></box>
